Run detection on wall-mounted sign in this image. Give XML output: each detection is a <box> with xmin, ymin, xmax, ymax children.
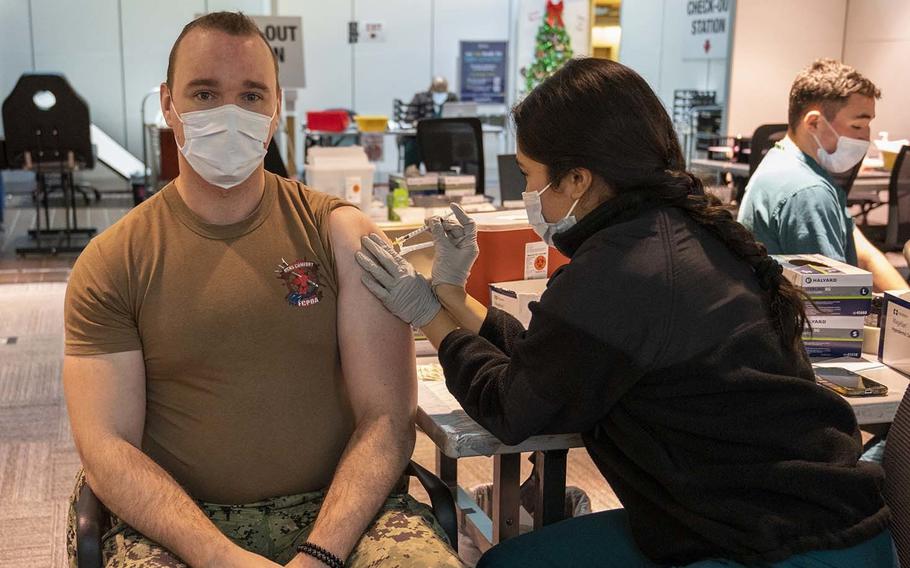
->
<box><xmin>251</xmin><ymin>16</ymin><xmax>306</xmax><ymax>88</ymax></box>
<box><xmin>459</xmin><ymin>40</ymin><xmax>508</xmax><ymax>104</ymax></box>
<box><xmin>360</xmin><ymin>22</ymin><xmax>386</xmax><ymax>43</ymax></box>
<box><xmin>683</xmin><ymin>0</ymin><xmax>732</xmax><ymax>60</ymax></box>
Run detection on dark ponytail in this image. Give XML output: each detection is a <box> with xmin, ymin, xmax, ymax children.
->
<box><xmin>514</xmin><ymin>58</ymin><xmax>808</xmax><ymax>354</ymax></box>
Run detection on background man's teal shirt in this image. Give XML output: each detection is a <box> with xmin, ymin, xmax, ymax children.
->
<box><xmin>737</xmin><ymin>137</ymin><xmax>858</xmax><ymax>266</ymax></box>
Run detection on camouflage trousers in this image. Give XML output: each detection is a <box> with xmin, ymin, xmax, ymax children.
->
<box><xmin>67</xmin><ymin>470</ymin><xmax>464</xmax><ymax>567</ymax></box>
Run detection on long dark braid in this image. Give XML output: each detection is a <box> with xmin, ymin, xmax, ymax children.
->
<box><xmin>655</xmin><ymin>172</ymin><xmax>809</xmax><ymax>354</ymax></box>
<box><xmin>514</xmin><ymin>57</ymin><xmax>809</xmax><ymax>355</ymax></box>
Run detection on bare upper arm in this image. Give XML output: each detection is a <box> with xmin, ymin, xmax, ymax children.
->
<box><xmin>63</xmin><ymin>351</ymin><xmax>146</xmax><ymax>456</ymax></box>
<box><xmin>328</xmin><ymin>207</ymin><xmax>417</xmax><ymax>424</ymax></box>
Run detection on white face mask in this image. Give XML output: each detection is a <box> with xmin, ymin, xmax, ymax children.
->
<box><xmin>810</xmin><ymin>115</ymin><xmax>870</xmax><ymax>174</ymax></box>
<box><xmin>521</xmin><ymin>182</ymin><xmax>579</xmax><ymax>246</ymax></box>
<box><xmin>172</xmin><ymin>103</ymin><xmax>276</xmax><ymax>189</ymax></box>
<box><xmin>431</xmin><ymin>92</ymin><xmax>448</xmax><ymax>106</ymax></box>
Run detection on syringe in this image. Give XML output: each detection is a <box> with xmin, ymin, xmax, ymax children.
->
<box><xmin>392</xmin><ymin>210</ymin><xmax>455</xmax><ymax>249</ymax></box>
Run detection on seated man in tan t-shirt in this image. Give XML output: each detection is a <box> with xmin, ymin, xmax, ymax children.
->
<box><xmin>63</xmin><ymin>12</ymin><xmax>462</xmax><ymax>568</ymax></box>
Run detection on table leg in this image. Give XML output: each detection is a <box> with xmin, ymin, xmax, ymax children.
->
<box><xmin>534</xmin><ymin>449</ymin><xmax>568</xmax><ymax>530</ymax></box>
<box><xmin>435</xmin><ymin>449</ymin><xmax>458</xmax><ymax>494</ymax></box>
<box><xmin>493</xmin><ymin>454</ymin><xmax>521</xmax><ymax>543</ymax></box>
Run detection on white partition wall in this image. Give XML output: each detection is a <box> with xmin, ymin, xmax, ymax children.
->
<box><xmin>206</xmin><ymin>0</ymin><xmax>271</xmax><ymax>12</ymax></box>
<box><xmin>618</xmin><ymin>0</ymin><xmax>729</xmax><ymax>116</ymax></box>
<box><xmin>0</xmin><ymin>1</ymin><xmax>34</xmax><ymax>138</ymax></box>
<box><xmin>29</xmin><ymin>0</ymin><xmax>126</xmax><ymax>150</ymax></box>
<box><xmin>278</xmin><ymin>0</ymin><xmax>353</xmax><ymax>113</ymax></box>
<box><xmin>843</xmin><ymin>0</ymin><xmax>910</xmax><ymax>139</ymax></box>
<box><xmin>433</xmin><ymin>0</ymin><xmax>512</xmax><ymax>96</ymax></box>
<box><xmin>352</xmin><ymin>0</ymin><xmax>432</xmax><ymax>116</ymax></box>
<box><xmin>2</xmin><ymin>0</ymin><xmax>569</xmax><ymax>172</ymax></box>
<box><xmin>725</xmin><ymin>0</ymin><xmax>847</xmax><ymax>137</ymax></box>
<box><xmin>617</xmin><ymin>0</ymin><xmax>664</xmax><ymax>91</ymax></box>
<box><xmin>121</xmin><ymin>1</ymin><xmax>206</xmax><ymax>162</ymax></box>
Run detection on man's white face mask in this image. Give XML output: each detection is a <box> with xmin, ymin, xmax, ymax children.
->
<box><xmin>431</xmin><ymin>92</ymin><xmax>448</xmax><ymax>107</ymax></box>
<box><xmin>810</xmin><ymin>114</ymin><xmax>870</xmax><ymax>174</ymax></box>
<box><xmin>172</xmin><ymin>102</ymin><xmax>276</xmax><ymax>189</ymax></box>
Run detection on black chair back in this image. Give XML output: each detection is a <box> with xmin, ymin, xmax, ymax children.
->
<box><xmin>264</xmin><ymin>138</ymin><xmax>289</xmax><ymax>178</ymax></box>
<box><xmin>417</xmin><ymin>117</ymin><xmax>484</xmax><ymax>193</ymax></box>
<box><xmin>884</xmin><ymin>146</ymin><xmax>910</xmax><ymax>250</ymax></box>
<box><xmin>748</xmin><ymin>123</ymin><xmax>788</xmax><ymax>176</ymax></box>
<box><xmin>884</xmin><ymin>386</ymin><xmax>910</xmax><ymax>566</ymax></box>
<box><xmin>831</xmin><ymin>161</ymin><xmax>863</xmax><ymax>196</ymax></box>
<box><xmin>1</xmin><ymin>73</ymin><xmax>93</xmax><ymax>169</ymax></box>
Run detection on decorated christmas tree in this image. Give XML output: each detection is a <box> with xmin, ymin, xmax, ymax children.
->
<box><xmin>522</xmin><ymin>0</ymin><xmax>574</xmax><ymax>94</ymax></box>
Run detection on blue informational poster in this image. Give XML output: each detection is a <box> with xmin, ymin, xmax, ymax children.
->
<box><xmin>459</xmin><ymin>41</ymin><xmax>508</xmax><ymax>104</ymax></box>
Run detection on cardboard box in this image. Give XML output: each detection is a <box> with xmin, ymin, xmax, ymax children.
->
<box><xmin>489</xmin><ymin>279</ymin><xmax>549</xmax><ymax>329</ymax></box>
<box><xmin>803</xmin><ymin>315</ymin><xmax>865</xmax><ymax>358</ymax></box>
<box><xmin>439</xmin><ymin>174</ymin><xmax>476</xmax><ymax>190</ymax></box>
<box><xmin>389</xmin><ymin>173</ymin><xmax>440</xmax><ymax>194</ymax></box>
<box><xmin>775</xmin><ymin>254</ymin><xmax>873</xmax><ymax>317</ymax></box>
<box><xmin>878</xmin><ymin>290</ymin><xmax>910</xmax><ymax>374</ymax></box>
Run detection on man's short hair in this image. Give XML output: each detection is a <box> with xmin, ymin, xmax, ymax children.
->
<box><xmin>788</xmin><ymin>58</ymin><xmax>880</xmax><ymax>131</ymax></box>
<box><xmin>167</xmin><ymin>12</ymin><xmax>279</xmax><ymax>91</ymax></box>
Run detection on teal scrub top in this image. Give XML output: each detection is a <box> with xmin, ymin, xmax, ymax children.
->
<box><xmin>737</xmin><ymin>137</ymin><xmax>858</xmax><ymax>266</ymax></box>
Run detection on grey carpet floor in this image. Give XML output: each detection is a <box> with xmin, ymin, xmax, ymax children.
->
<box><xmin>0</xmin><ymin>280</ymin><xmax>619</xmax><ymax>567</ymax></box>
<box><xmin>0</xmin><ymin>282</ymin><xmax>74</xmax><ymax>568</ymax></box>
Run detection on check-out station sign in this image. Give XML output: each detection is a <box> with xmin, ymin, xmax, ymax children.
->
<box><xmin>683</xmin><ymin>0</ymin><xmax>731</xmax><ymax>60</ymax></box>
<box><xmin>251</xmin><ymin>16</ymin><xmax>306</xmax><ymax>88</ymax></box>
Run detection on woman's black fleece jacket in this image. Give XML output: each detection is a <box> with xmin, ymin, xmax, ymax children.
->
<box><xmin>437</xmin><ymin>195</ymin><xmax>889</xmax><ymax>565</ymax></box>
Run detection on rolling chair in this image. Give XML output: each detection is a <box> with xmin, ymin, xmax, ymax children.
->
<box><xmin>733</xmin><ymin>123</ymin><xmax>787</xmax><ymax>203</ymax></box>
<box><xmin>861</xmin><ymin>145</ymin><xmax>910</xmax><ymax>251</ymax></box>
<box><xmin>72</xmin><ymin>460</ymin><xmax>458</xmax><ymax>567</ymax></box>
<box><xmin>747</xmin><ymin>123</ymin><xmax>789</xmax><ymax>177</ymax></box>
<box><xmin>883</xmin><ymin>386</ymin><xmax>910</xmax><ymax>565</ymax></box>
<box><xmin>833</xmin><ymin>160</ymin><xmax>864</xmax><ymax>196</ymax></box>
<box><xmin>417</xmin><ymin>118</ymin><xmax>484</xmax><ymax>193</ymax></box>
<box><xmin>264</xmin><ymin>138</ymin><xmax>289</xmax><ymax>178</ymax></box>
<box><xmin>838</xmin><ymin>161</ymin><xmax>879</xmax><ymax>225</ymax></box>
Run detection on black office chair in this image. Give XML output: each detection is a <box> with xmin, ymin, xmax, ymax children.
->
<box><xmin>833</xmin><ymin>161</ymin><xmax>864</xmax><ymax>196</ymax></box>
<box><xmin>71</xmin><ymin>460</ymin><xmax>458</xmax><ymax>567</ymax></box>
<box><xmin>417</xmin><ymin>118</ymin><xmax>484</xmax><ymax>193</ymax></box>
<box><xmin>883</xmin><ymin>386</ymin><xmax>910</xmax><ymax>566</ymax></box>
<box><xmin>264</xmin><ymin>138</ymin><xmax>289</xmax><ymax>178</ymax></box>
<box><xmin>748</xmin><ymin>123</ymin><xmax>789</xmax><ymax>176</ymax></box>
<box><xmin>861</xmin><ymin>146</ymin><xmax>910</xmax><ymax>251</ymax></box>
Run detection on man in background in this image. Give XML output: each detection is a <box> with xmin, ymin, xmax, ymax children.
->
<box><xmin>738</xmin><ymin>58</ymin><xmax>905</xmax><ymax>291</ymax></box>
<box><xmin>402</xmin><ymin>76</ymin><xmax>459</xmax><ymax>172</ymax></box>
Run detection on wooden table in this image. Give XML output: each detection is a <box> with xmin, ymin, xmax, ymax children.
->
<box><xmin>416</xmin><ymin>352</ymin><xmax>908</xmax><ymax>551</ymax></box>
<box><xmin>416</xmin><ymin>368</ymin><xmax>582</xmax><ymax>552</ymax></box>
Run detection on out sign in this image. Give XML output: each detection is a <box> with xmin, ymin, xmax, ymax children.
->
<box><xmin>252</xmin><ymin>15</ymin><xmax>306</xmax><ymax>88</ymax></box>
<box><xmin>263</xmin><ymin>24</ymin><xmax>298</xmax><ymax>63</ymax></box>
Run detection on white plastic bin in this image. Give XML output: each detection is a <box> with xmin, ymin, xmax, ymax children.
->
<box><xmin>305</xmin><ymin>163</ymin><xmax>376</xmax><ymax>214</ymax></box>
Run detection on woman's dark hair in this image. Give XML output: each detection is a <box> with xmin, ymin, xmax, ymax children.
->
<box><xmin>513</xmin><ymin>58</ymin><xmax>808</xmax><ymax>354</ymax></box>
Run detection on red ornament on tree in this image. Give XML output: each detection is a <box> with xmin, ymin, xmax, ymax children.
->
<box><xmin>545</xmin><ymin>0</ymin><xmax>564</xmax><ymax>27</ymax></box>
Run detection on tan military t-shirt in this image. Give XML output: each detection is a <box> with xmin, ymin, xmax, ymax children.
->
<box><xmin>65</xmin><ymin>172</ymin><xmax>355</xmax><ymax>504</ymax></box>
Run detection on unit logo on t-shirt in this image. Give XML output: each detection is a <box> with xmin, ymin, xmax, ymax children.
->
<box><xmin>275</xmin><ymin>258</ymin><xmax>323</xmax><ymax>307</ymax></box>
